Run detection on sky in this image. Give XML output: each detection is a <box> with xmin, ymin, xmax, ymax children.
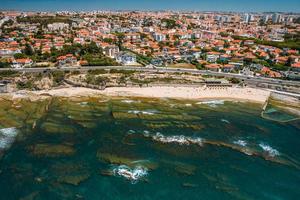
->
<box><xmin>1</xmin><ymin>0</ymin><xmax>300</xmax><ymax>13</ymax></box>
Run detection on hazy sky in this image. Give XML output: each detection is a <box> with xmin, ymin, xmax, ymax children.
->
<box><xmin>1</xmin><ymin>0</ymin><xmax>300</xmax><ymax>12</ymax></box>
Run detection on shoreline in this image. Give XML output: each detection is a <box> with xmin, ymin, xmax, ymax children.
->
<box><xmin>0</xmin><ymin>85</ymin><xmax>271</xmax><ymax>104</ymax></box>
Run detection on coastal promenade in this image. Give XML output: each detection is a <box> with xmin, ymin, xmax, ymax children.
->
<box><xmin>1</xmin><ymin>66</ymin><xmax>300</xmax><ymax>88</ymax></box>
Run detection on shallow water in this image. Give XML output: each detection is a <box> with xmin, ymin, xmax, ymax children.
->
<box><xmin>0</xmin><ymin>97</ymin><xmax>299</xmax><ymax>200</ymax></box>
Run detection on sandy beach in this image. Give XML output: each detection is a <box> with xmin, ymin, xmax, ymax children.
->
<box><xmin>99</xmin><ymin>86</ymin><xmax>271</xmax><ymax>103</ymax></box>
<box><xmin>1</xmin><ymin>85</ymin><xmax>271</xmax><ymax>104</ymax></box>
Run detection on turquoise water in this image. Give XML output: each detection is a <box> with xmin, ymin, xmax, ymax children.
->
<box><xmin>0</xmin><ymin>97</ymin><xmax>300</xmax><ymax>200</ymax></box>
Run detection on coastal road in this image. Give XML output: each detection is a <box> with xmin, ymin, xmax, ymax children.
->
<box><xmin>1</xmin><ymin>65</ymin><xmax>300</xmax><ymax>87</ymax></box>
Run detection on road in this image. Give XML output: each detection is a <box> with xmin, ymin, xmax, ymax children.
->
<box><xmin>1</xmin><ymin>65</ymin><xmax>300</xmax><ymax>87</ymax></box>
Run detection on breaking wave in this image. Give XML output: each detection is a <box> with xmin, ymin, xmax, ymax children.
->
<box><xmin>196</xmin><ymin>100</ymin><xmax>224</xmax><ymax>108</ymax></box>
<box><xmin>121</xmin><ymin>100</ymin><xmax>138</xmax><ymax>104</ymax></box>
<box><xmin>233</xmin><ymin>140</ymin><xmax>247</xmax><ymax>147</ymax></box>
<box><xmin>259</xmin><ymin>143</ymin><xmax>280</xmax><ymax>157</ymax></box>
<box><xmin>112</xmin><ymin>165</ymin><xmax>148</xmax><ymax>184</ymax></box>
<box><xmin>221</xmin><ymin>119</ymin><xmax>230</xmax><ymax>124</ymax></box>
<box><xmin>0</xmin><ymin>127</ymin><xmax>18</xmax><ymax>150</ymax></box>
<box><xmin>128</xmin><ymin>110</ymin><xmax>157</xmax><ymax>115</ymax></box>
<box><xmin>144</xmin><ymin>132</ymin><xmax>203</xmax><ymax>146</ymax></box>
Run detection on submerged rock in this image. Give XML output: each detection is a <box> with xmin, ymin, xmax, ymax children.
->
<box><xmin>58</xmin><ymin>173</ymin><xmax>90</xmax><ymax>186</ymax></box>
<box><xmin>29</xmin><ymin>144</ymin><xmax>76</xmax><ymax>157</ymax></box>
<box><xmin>97</xmin><ymin>152</ymin><xmax>158</xmax><ymax>170</ymax></box>
<box><xmin>182</xmin><ymin>182</ymin><xmax>199</xmax><ymax>188</ymax></box>
<box><xmin>41</xmin><ymin>122</ymin><xmax>75</xmax><ymax>134</ymax></box>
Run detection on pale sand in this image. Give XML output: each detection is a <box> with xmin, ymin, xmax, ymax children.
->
<box><xmin>14</xmin><ymin>85</ymin><xmax>270</xmax><ymax>104</ymax></box>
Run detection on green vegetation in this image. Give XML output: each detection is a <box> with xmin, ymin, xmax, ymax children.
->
<box><xmin>0</xmin><ymin>70</ymin><xmax>19</xmax><ymax>77</ymax></box>
<box><xmin>16</xmin><ymin>15</ymin><xmax>72</xmax><ymax>26</ymax></box>
<box><xmin>271</xmin><ymin>64</ymin><xmax>289</xmax><ymax>71</ymax></box>
<box><xmin>161</xmin><ymin>18</ymin><xmax>178</xmax><ymax>29</ymax></box>
<box><xmin>109</xmin><ymin>69</ymin><xmax>135</xmax><ymax>75</ymax></box>
<box><xmin>83</xmin><ymin>54</ymin><xmax>118</xmax><ymax>66</ymax></box>
<box><xmin>229</xmin><ymin>77</ymin><xmax>241</xmax><ymax>84</ymax></box>
<box><xmin>16</xmin><ymin>80</ymin><xmax>34</xmax><ymax>90</ymax></box>
<box><xmin>232</xmin><ymin>35</ymin><xmax>300</xmax><ymax>50</ymax></box>
<box><xmin>51</xmin><ymin>71</ymin><xmax>65</xmax><ymax>86</ymax></box>
<box><xmin>0</xmin><ymin>60</ymin><xmax>11</xmax><ymax>68</ymax></box>
<box><xmin>85</xmin><ymin>74</ymin><xmax>108</xmax><ymax>85</ymax></box>
<box><xmin>87</xmin><ymin>69</ymin><xmax>107</xmax><ymax>75</ymax></box>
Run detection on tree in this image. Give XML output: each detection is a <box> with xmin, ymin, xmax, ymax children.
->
<box><xmin>14</xmin><ymin>53</ymin><xmax>27</xmax><ymax>59</ymax></box>
<box><xmin>115</xmin><ymin>32</ymin><xmax>125</xmax><ymax>49</ymax></box>
<box><xmin>23</xmin><ymin>43</ymin><xmax>34</xmax><ymax>56</ymax></box>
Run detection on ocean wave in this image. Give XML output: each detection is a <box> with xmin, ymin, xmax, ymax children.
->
<box><xmin>196</xmin><ymin>100</ymin><xmax>224</xmax><ymax>108</ymax></box>
<box><xmin>221</xmin><ymin>119</ymin><xmax>230</xmax><ymax>124</ymax></box>
<box><xmin>233</xmin><ymin>140</ymin><xmax>247</xmax><ymax>147</ymax></box>
<box><xmin>128</xmin><ymin>110</ymin><xmax>157</xmax><ymax>115</ymax></box>
<box><xmin>259</xmin><ymin>143</ymin><xmax>280</xmax><ymax>157</ymax></box>
<box><xmin>77</xmin><ymin>102</ymin><xmax>88</xmax><ymax>106</ymax></box>
<box><xmin>121</xmin><ymin>99</ymin><xmax>137</xmax><ymax>104</ymax></box>
<box><xmin>127</xmin><ymin>130</ymin><xmax>136</xmax><ymax>135</ymax></box>
<box><xmin>112</xmin><ymin>165</ymin><xmax>148</xmax><ymax>183</ymax></box>
<box><xmin>0</xmin><ymin>127</ymin><xmax>18</xmax><ymax>150</ymax></box>
<box><xmin>145</xmin><ymin>132</ymin><xmax>203</xmax><ymax>146</ymax></box>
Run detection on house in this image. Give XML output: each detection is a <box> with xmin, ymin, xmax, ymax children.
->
<box><xmin>152</xmin><ymin>33</ymin><xmax>166</xmax><ymax>42</ymax></box>
<box><xmin>261</xmin><ymin>67</ymin><xmax>282</xmax><ymax>78</ymax></box>
<box><xmin>244</xmin><ymin>40</ymin><xmax>255</xmax><ymax>46</ymax></box>
<box><xmin>104</xmin><ymin>45</ymin><xmax>119</xmax><ymax>58</ymax></box>
<box><xmin>228</xmin><ymin>61</ymin><xmax>244</xmax><ymax>70</ymax></box>
<box><xmin>57</xmin><ymin>54</ymin><xmax>77</xmax><ymax>66</ymax></box>
<box><xmin>12</xmin><ymin>58</ymin><xmax>33</xmax><ymax>68</ymax></box>
<box><xmin>206</xmin><ymin>52</ymin><xmax>220</xmax><ymax>63</ymax></box>
<box><xmin>220</xmin><ymin>54</ymin><xmax>231</xmax><ymax>62</ymax></box>
<box><xmin>291</xmin><ymin>62</ymin><xmax>300</xmax><ymax>72</ymax></box>
<box><xmin>205</xmin><ymin>64</ymin><xmax>221</xmax><ymax>72</ymax></box>
<box><xmin>222</xmin><ymin>64</ymin><xmax>235</xmax><ymax>72</ymax></box>
<box><xmin>116</xmin><ymin>52</ymin><xmax>137</xmax><ymax>65</ymax></box>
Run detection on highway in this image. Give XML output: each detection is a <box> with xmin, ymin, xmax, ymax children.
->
<box><xmin>1</xmin><ymin>65</ymin><xmax>300</xmax><ymax>87</ymax></box>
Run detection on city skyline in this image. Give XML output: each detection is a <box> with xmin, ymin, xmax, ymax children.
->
<box><xmin>1</xmin><ymin>0</ymin><xmax>300</xmax><ymax>13</ymax></box>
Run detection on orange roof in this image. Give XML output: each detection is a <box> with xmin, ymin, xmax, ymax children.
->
<box><xmin>292</xmin><ymin>62</ymin><xmax>300</xmax><ymax>68</ymax></box>
<box><xmin>15</xmin><ymin>58</ymin><xmax>32</xmax><ymax>63</ymax></box>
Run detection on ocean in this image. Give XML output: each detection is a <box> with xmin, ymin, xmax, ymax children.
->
<box><xmin>0</xmin><ymin>97</ymin><xmax>299</xmax><ymax>200</ymax></box>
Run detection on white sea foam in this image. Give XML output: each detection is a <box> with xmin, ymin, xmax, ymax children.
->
<box><xmin>112</xmin><ymin>165</ymin><xmax>148</xmax><ymax>183</ymax></box>
<box><xmin>127</xmin><ymin>130</ymin><xmax>136</xmax><ymax>135</ymax></box>
<box><xmin>259</xmin><ymin>143</ymin><xmax>280</xmax><ymax>157</ymax></box>
<box><xmin>78</xmin><ymin>102</ymin><xmax>88</xmax><ymax>106</ymax></box>
<box><xmin>0</xmin><ymin>127</ymin><xmax>18</xmax><ymax>150</ymax></box>
<box><xmin>185</xmin><ymin>104</ymin><xmax>192</xmax><ymax>107</ymax></box>
<box><xmin>221</xmin><ymin>119</ymin><xmax>230</xmax><ymax>124</ymax></box>
<box><xmin>196</xmin><ymin>100</ymin><xmax>224</xmax><ymax>108</ymax></box>
<box><xmin>145</xmin><ymin>132</ymin><xmax>203</xmax><ymax>146</ymax></box>
<box><xmin>121</xmin><ymin>100</ymin><xmax>136</xmax><ymax>104</ymax></box>
<box><xmin>128</xmin><ymin>110</ymin><xmax>157</xmax><ymax>115</ymax></box>
<box><xmin>233</xmin><ymin>140</ymin><xmax>247</xmax><ymax>147</ymax></box>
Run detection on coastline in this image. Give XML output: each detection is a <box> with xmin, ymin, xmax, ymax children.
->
<box><xmin>0</xmin><ymin>85</ymin><xmax>271</xmax><ymax>104</ymax></box>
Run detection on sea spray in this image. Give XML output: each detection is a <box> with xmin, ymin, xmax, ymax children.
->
<box><xmin>259</xmin><ymin>143</ymin><xmax>280</xmax><ymax>157</ymax></box>
<box><xmin>233</xmin><ymin>140</ymin><xmax>247</xmax><ymax>147</ymax></box>
<box><xmin>0</xmin><ymin>127</ymin><xmax>18</xmax><ymax>150</ymax></box>
<box><xmin>145</xmin><ymin>132</ymin><xmax>204</xmax><ymax>146</ymax></box>
<box><xmin>128</xmin><ymin>110</ymin><xmax>157</xmax><ymax>115</ymax></box>
<box><xmin>221</xmin><ymin>119</ymin><xmax>230</xmax><ymax>124</ymax></box>
<box><xmin>112</xmin><ymin>165</ymin><xmax>148</xmax><ymax>184</ymax></box>
<box><xmin>196</xmin><ymin>100</ymin><xmax>224</xmax><ymax>108</ymax></box>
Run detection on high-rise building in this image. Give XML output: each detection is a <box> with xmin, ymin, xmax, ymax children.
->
<box><xmin>262</xmin><ymin>15</ymin><xmax>269</xmax><ymax>23</ymax></box>
<box><xmin>272</xmin><ymin>13</ymin><xmax>281</xmax><ymax>24</ymax></box>
<box><xmin>242</xmin><ymin>13</ymin><xmax>253</xmax><ymax>23</ymax></box>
